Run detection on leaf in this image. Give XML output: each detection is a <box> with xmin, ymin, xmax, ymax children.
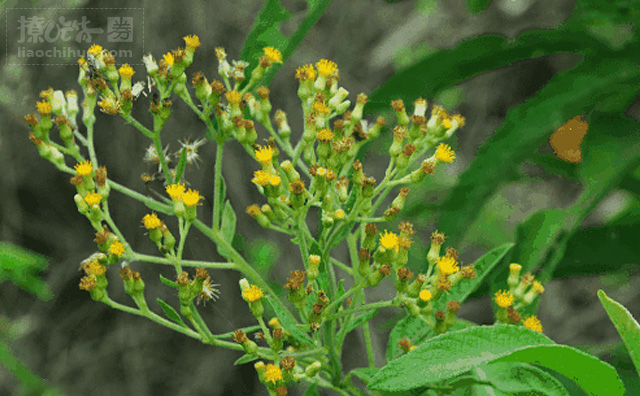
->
<box><xmin>337</xmin><ymin>308</ymin><xmax>380</xmax><ymax>345</ymax></box>
<box><xmin>234</xmin><ymin>354</ymin><xmax>259</xmax><ymax>366</ymax></box>
<box><xmin>469</xmin><ymin>362</ymin><xmax>569</xmax><ymax>396</ymax></box>
<box><xmin>370</xmin><ymin>325</ymin><xmax>554</xmax><ymax>391</ymax></box>
<box><xmin>303</xmin><ymin>383</ymin><xmax>319</xmax><ymax>396</ymax></box>
<box><xmin>216</xmin><ymin>200</ymin><xmax>237</xmax><ymax>257</ymax></box>
<box><xmin>0</xmin><ymin>242</ymin><xmax>53</xmax><ymax>301</ymax></box>
<box><xmin>159</xmin><ymin>274</ymin><xmax>178</xmax><ymax>288</ymax></box>
<box><xmin>433</xmin><ymin>243</ymin><xmax>513</xmax><ymax>311</ymax></box>
<box><xmin>156</xmin><ymin>298</ymin><xmax>186</xmax><ymax>327</ymax></box>
<box><xmin>349</xmin><ymin>367</ymin><xmax>379</xmax><ymax>385</ymax></box>
<box><xmin>265</xmin><ymin>295</ymin><xmax>314</xmax><ymax>347</ymax></box>
<box><xmin>496</xmin><ymin>345</ymin><xmax>625</xmax><ymax>396</ymax></box>
<box><xmin>386</xmin><ymin>317</ymin><xmax>476</xmax><ymax>362</ymax></box>
<box><xmin>466</xmin><ymin>0</ymin><xmax>491</xmax><ymax>14</ymax></box>
<box><xmin>438</xmin><ymin>58</ymin><xmax>640</xmax><ymax>246</ymax></box>
<box><xmin>365</xmin><ymin>29</ymin><xmax>607</xmax><ymax>113</ymax></box>
<box><xmin>597</xmin><ymin>289</ymin><xmax>640</xmax><ymax>376</ymax></box>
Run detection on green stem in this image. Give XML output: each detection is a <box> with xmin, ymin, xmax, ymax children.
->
<box><xmin>213</xmin><ymin>141</ymin><xmax>224</xmax><ymax>229</ymax></box>
<box><xmin>131</xmin><ymin>252</ymin><xmax>236</xmax><ymax>270</ymax></box>
<box><xmin>327</xmin><ymin>300</ymin><xmax>398</xmax><ymax>321</ymax></box>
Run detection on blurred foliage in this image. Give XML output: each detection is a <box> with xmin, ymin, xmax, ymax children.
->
<box><xmin>0</xmin><ymin>242</ymin><xmax>53</xmax><ymax>301</ymax></box>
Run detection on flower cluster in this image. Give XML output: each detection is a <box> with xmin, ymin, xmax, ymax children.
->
<box><xmin>492</xmin><ymin>263</ymin><xmax>546</xmax><ymax>332</ymax></box>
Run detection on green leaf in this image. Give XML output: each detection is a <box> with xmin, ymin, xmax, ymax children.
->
<box><xmin>234</xmin><ymin>353</ymin><xmax>259</xmax><ymax>366</ymax></box>
<box><xmin>370</xmin><ymin>325</ymin><xmax>554</xmax><ymax>391</ymax></box>
<box><xmin>217</xmin><ymin>200</ymin><xmax>237</xmax><ymax>257</ymax></box>
<box><xmin>434</xmin><ymin>243</ymin><xmax>513</xmax><ymax>311</ymax></box>
<box><xmin>466</xmin><ymin>0</ymin><xmax>491</xmax><ymax>14</ymax></box>
<box><xmin>386</xmin><ymin>317</ymin><xmax>476</xmax><ymax>362</ymax></box>
<box><xmin>265</xmin><ymin>295</ymin><xmax>314</xmax><ymax>347</ymax></box>
<box><xmin>159</xmin><ymin>274</ymin><xmax>178</xmax><ymax>288</ymax></box>
<box><xmin>468</xmin><ymin>362</ymin><xmax>569</xmax><ymax>396</ymax></box>
<box><xmin>365</xmin><ymin>29</ymin><xmax>607</xmax><ymax>113</ymax></box>
<box><xmin>0</xmin><ymin>242</ymin><xmax>53</xmax><ymax>301</ymax></box>
<box><xmin>349</xmin><ymin>367</ymin><xmax>379</xmax><ymax>384</ymax></box>
<box><xmin>597</xmin><ymin>289</ymin><xmax>640</xmax><ymax>376</ymax></box>
<box><xmin>156</xmin><ymin>298</ymin><xmax>186</xmax><ymax>327</ymax></box>
<box><xmin>496</xmin><ymin>345</ymin><xmax>625</xmax><ymax>396</ymax></box>
<box><xmin>438</xmin><ymin>58</ymin><xmax>640</xmax><ymax>246</ymax></box>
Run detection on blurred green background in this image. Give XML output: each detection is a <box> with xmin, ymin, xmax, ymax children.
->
<box><xmin>1</xmin><ymin>0</ymin><xmax>639</xmax><ymax>395</ymax></box>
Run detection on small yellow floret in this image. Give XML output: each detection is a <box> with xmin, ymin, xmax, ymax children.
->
<box><xmin>183</xmin><ymin>34</ymin><xmax>201</xmax><ymax>50</ymax></box>
<box><xmin>254</xmin><ymin>145</ymin><xmax>274</xmax><ymax>166</ymax></box>
<box><xmin>316</xmin><ymin>59</ymin><xmax>338</xmax><ymax>77</ymax></box>
<box><xmin>264</xmin><ymin>363</ymin><xmax>282</xmax><ymax>384</ymax></box>
<box><xmin>268</xmin><ymin>317</ymin><xmax>280</xmax><ymax>327</ymax></box>
<box><xmin>252</xmin><ymin>170</ymin><xmax>271</xmax><ymax>186</ymax></box>
<box><xmin>495</xmin><ymin>290</ymin><xmax>515</xmax><ymax>308</ymax></box>
<box><xmin>84</xmin><ymin>192</ymin><xmax>102</xmax><ymax>206</ymax></box>
<box><xmin>163</xmin><ymin>52</ymin><xmax>174</xmax><ymax>66</ymax></box>
<box><xmin>523</xmin><ymin>315</ymin><xmax>543</xmax><ymax>332</ymax></box>
<box><xmin>295</xmin><ymin>64</ymin><xmax>317</xmax><ymax>81</ymax></box>
<box><xmin>380</xmin><ymin>230</ymin><xmax>399</xmax><ymax>252</ymax></box>
<box><xmin>142</xmin><ymin>213</ymin><xmax>162</xmax><ymax>229</ymax></box>
<box><xmin>269</xmin><ymin>175</ymin><xmax>281</xmax><ymax>187</ymax></box>
<box><xmin>109</xmin><ymin>241</ymin><xmax>125</xmax><ymax>257</ymax></box>
<box><xmin>263</xmin><ymin>47</ymin><xmax>282</xmax><ymax>63</ymax></box>
<box><xmin>242</xmin><ymin>284</ymin><xmax>264</xmax><ymax>302</ymax></box>
<box><xmin>87</xmin><ymin>261</ymin><xmax>106</xmax><ymax>276</ymax></box>
<box><xmin>118</xmin><ymin>63</ymin><xmax>135</xmax><ymax>79</ymax></box>
<box><xmin>182</xmin><ymin>189</ymin><xmax>203</xmax><ymax>207</ymax></box>
<box><xmin>88</xmin><ymin>44</ymin><xmax>103</xmax><ymax>56</ymax></box>
<box><xmin>309</xmin><ymin>254</ymin><xmax>321</xmax><ymax>265</ymax></box>
<box><xmin>317</xmin><ymin>128</ymin><xmax>334</xmax><ymax>142</ymax></box>
<box><xmin>36</xmin><ymin>101</ymin><xmax>52</xmax><ymax>115</ymax></box>
<box><xmin>313</xmin><ymin>101</ymin><xmax>330</xmax><ymax>114</ymax></box>
<box><xmin>246</xmin><ymin>205</ymin><xmax>261</xmax><ymax>216</ymax></box>
<box><xmin>166</xmin><ymin>183</ymin><xmax>186</xmax><ymax>200</ymax></box>
<box><xmin>532</xmin><ymin>281</ymin><xmax>545</xmax><ymax>295</ymax></box>
<box><xmin>437</xmin><ymin>256</ymin><xmax>459</xmax><ymax>276</ymax></box>
<box><xmin>74</xmin><ymin>160</ymin><xmax>93</xmax><ymax>176</ymax></box>
<box><xmin>334</xmin><ymin>209</ymin><xmax>345</xmax><ymax>219</ymax></box>
<box><xmin>435</xmin><ymin>143</ymin><xmax>455</xmax><ymax>163</ymax></box>
<box><xmin>419</xmin><ymin>289</ymin><xmax>432</xmax><ymax>302</ymax></box>
<box><xmin>510</xmin><ymin>263</ymin><xmax>522</xmax><ymax>272</ymax></box>
<box><xmin>225</xmin><ymin>89</ymin><xmax>242</xmax><ymax>104</ymax></box>
<box><xmin>443</xmin><ymin>117</ymin><xmax>453</xmax><ymax>129</ymax></box>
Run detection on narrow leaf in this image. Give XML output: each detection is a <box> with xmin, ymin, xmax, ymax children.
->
<box><xmin>159</xmin><ymin>274</ymin><xmax>178</xmax><ymax>288</ymax></box>
<box><xmin>266</xmin><ymin>295</ymin><xmax>314</xmax><ymax>347</ymax></box>
<box><xmin>234</xmin><ymin>353</ymin><xmax>259</xmax><ymax>366</ymax></box>
<box><xmin>217</xmin><ymin>200</ymin><xmax>237</xmax><ymax>257</ymax></box>
<box><xmin>597</xmin><ymin>289</ymin><xmax>640</xmax><ymax>376</ymax></box>
<box><xmin>156</xmin><ymin>298</ymin><xmax>186</xmax><ymax>327</ymax></box>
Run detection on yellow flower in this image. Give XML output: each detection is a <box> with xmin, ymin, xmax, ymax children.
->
<box><xmin>109</xmin><ymin>241</ymin><xmax>125</xmax><ymax>257</ymax></box>
<box><xmin>74</xmin><ymin>160</ymin><xmax>93</xmax><ymax>176</ymax></box>
<box><xmin>295</xmin><ymin>64</ymin><xmax>317</xmax><ymax>81</ymax></box>
<box><xmin>495</xmin><ymin>290</ymin><xmax>514</xmax><ymax>308</ymax></box>
<box><xmin>269</xmin><ymin>174</ymin><xmax>281</xmax><ymax>187</ymax></box>
<box><xmin>252</xmin><ymin>170</ymin><xmax>271</xmax><ymax>186</ymax></box>
<box><xmin>166</xmin><ymin>183</ymin><xmax>186</xmax><ymax>200</ymax></box>
<box><xmin>437</xmin><ymin>256</ymin><xmax>459</xmax><ymax>276</ymax></box>
<box><xmin>87</xmin><ymin>44</ymin><xmax>103</xmax><ymax>56</ymax></box>
<box><xmin>182</xmin><ymin>189</ymin><xmax>203</xmax><ymax>207</ymax></box>
<box><xmin>242</xmin><ymin>284</ymin><xmax>264</xmax><ymax>302</ymax></box>
<box><xmin>142</xmin><ymin>213</ymin><xmax>162</xmax><ymax>229</ymax></box>
<box><xmin>509</xmin><ymin>263</ymin><xmax>522</xmax><ymax>272</ymax></box>
<box><xmin>334</xmin><ymin>209</ymin><xmax>345</xmax><ymax>219</ymax></box>
<box><xmin>523</xmin><ymin>315</ymin><xmax>543</xmax><ymax>332</ymax></box>
<box><xmin>87</xmin><ymin>261</ymin><xmax>106</xmax><ymax>276</ymax></box>
<box><xmin>442</xmin><ymin>117</ymin><xmax>453</xmax><ymax>129</ymax></box>
<box><xmin>316</xmin><ymin>59</ymin><xmax>338</xmax><ymax>77</ymax></box>
<box><xmin>225</xmin><ymin>90</ymin><xmax>242</xmax><ymax>104</ymax></box>
<box><xmin>246</xmin><ymin>205</ymin><xmax>261</xmax><ymax>216</ymax></box>
<box><xmin>36</xmin><ymin>100</ymin><xmax>52</xmax><ymax>116</ymax></box>
<box><xmin>254</xmin><ymin>145</ymin><xmax>274</xmax><ymax>166</ymax></box>
<box><xmin>264</xmin><ymin>363</ymin><xmax>282</xmax><ymax>384</ymax></box>
<box><xmin>183</xmin><ymin>34</ymin><xmax>201</xmax><ymax>50</ymax></box>
<box><xmin>419</xmin><ymin>289</ymin><xmax>432</xmax><ymax>302</ymax></box>
<box><xmin>118</xmin><ymin>63</ymin><xmax>135</xmax><ymax>79</ymax></box>
<box><xmin>380</xmin><ymin>230</ymin><xmax>399</xmax><ymax>251</ymax></box>
<box><xmin>435</xmin><ymin>143</ymin><xmax>455</xmax><ymax>163</ymax></box>
<box><xmin>84</xmin><ymin>192</ymin><xmax>103</xmax><ymax>206</ymax></box>
<box><xmin>532</xmin><ymin>281</ymin><xmax>545</xmax><ymax>295</ymax></box>
<box><xmin>317</xmin><ymin>128</ymin><xmax>334</xmax><ymax>142</ymax></box>
<box><xmin>313</xmin><ymin>101</ymin><xmax>330</xmax><ymax>114</ymax></box>
<box><xmin>163</xmin><ymin>52</ymin><xmax>174</xmax><ymax>66</ymax></box>
<box><xmin>263</xmin><ymin>47</ymin><xmax>282</xmax><ymax>63</ymax></box>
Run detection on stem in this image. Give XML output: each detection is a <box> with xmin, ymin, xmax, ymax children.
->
<box><xmin>213</xmin><ymin>141</ymin><xmax>224</xmax><ymax>229</ymax></box>
<box><xmin>327</xmin><ymin>300</ymin><xmax>398</xmax><ymax>320</ymax></box>
<box><xmin>130</xmin><ymin>252</ymin><xmax>236</xmax><ymax>270</ymax></box>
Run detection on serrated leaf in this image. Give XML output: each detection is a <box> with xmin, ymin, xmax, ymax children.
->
<box><xmin>157</xmin><ymin>298</ymin><xmax>186</xmax><ymax>327</ymax></box>
<box><xmin>234</xmin><ymin>354</ymin><xmax>259</xmax><ymax>366</ymax></box>
<box><xmin>370</xmin><ymin>325</ymin><xmax>554</xmax><ymax>391</ymax></box>
<box><xmin>470</xmin><ymin>362</ymin><xmax>569</xmax><ymax>396</ymax></box>
<box><xmin>495</xmin><ymin>345</ymin><xmax>625</xmax><ymax>396</ymax></box>
<box><xmin>349</xmin><ymin>367</ymin><xmax>379</xmax><ymax>384</ymax></box>
<box><xmin>266</xmin><ymin>295</ymin><xmax>314</xmax><ymax>348</ymax></box>
<box><xmin>0</xmin><ymin>242</ymin><xmax>52</xmax><ymax>301</ymax></box>
<box><xmin>598</xmin><ymin>289</ymin><xmax>640</xmax><ymax>376</ymax></box>
<box><xmin>159</xmin><ymin>274</ymin><xmax>178</xmax><ymax>288</ymax></box>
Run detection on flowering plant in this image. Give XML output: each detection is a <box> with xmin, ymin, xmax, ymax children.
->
<box><xmin>23</xmin><ymin>25</ymin><xmax>637</xmax><ymax>395</ymax></box>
